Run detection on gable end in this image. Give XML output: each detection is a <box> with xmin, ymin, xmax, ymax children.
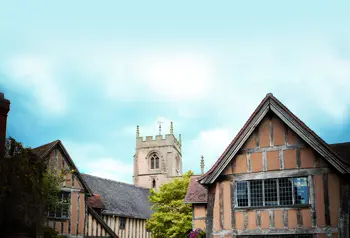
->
<box><xmin>199</xmin><ymin>94</ymin><xmax>350</xmax><ymax>185</ymax></box>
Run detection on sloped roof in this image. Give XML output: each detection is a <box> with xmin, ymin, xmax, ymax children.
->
<box><xmin>329</xmin><ymin>142</ymin><xmax>350</xmax><ymax>165</ymax></box>
<box><xmin>32</xmin><ymin>140</ymin><xmax>59</xmax><ymax>158</ymax></box>
<box><xmin>88</xmin><ymin>194</ymin><xmax>106</xmax><ymax>209</ymax></box>
<box><xmin>184</xmin><ymin>176</ymin><xmax>208</xmax><ymax>204</ymax></box>
<box><xmin>81</xmin><ymin>174</ymin><xmax>153</xmax><ymax>219</ymax></box>
<box><xmin>32</xmin><ymin>140</ymin><xmax>93</xmax><ymax>195</ymax></box>
<box><xmin>199</xmin><ymin>93</ymin><xmax>350</xmax><ymax>185</ymax></box>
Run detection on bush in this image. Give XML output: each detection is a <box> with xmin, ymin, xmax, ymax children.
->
<box><xmin>43</xmin><ymin>226</ymin><xmax>59</xmax><ymax>238</ymax></box>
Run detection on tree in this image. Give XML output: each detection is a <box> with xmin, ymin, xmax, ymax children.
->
<box><xmin>0</xmin><ymin>137</ymin><xmax>67</xmax><ymax>237</ymax></box>
<box><xmin>146</xmin><ymin>170</ymin><xmax>194</xmax><ymax>238</ymax></box>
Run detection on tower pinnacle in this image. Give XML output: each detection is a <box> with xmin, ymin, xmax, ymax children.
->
<box><xmin>170</xmin><ymin>122</ymin><xmax>174</xmax><ymax>134</ymax></box>
<box><xmin>136</xmin><ymin>125</ymin><xmax>140</xmax><ymax>138</ymax></box>
<box><xmin>200</xmin><ymin>155</ymin><xmax>205</xmax><ymax>175</ymax></box>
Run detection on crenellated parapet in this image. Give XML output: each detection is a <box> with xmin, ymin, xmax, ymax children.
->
<box><xmin>135</xmin><ymin>122</ymin><xmax>182</xmax><ymax>153</ymax></box>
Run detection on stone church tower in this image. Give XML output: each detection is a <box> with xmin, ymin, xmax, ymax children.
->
<box><xmin>133</xmin><ymin>122</ymin><xmax>183</xmax><ymax>190</ymax></box>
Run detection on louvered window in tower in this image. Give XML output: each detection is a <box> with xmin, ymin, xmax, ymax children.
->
<box><xmin>150</xmin><ymin>153</ymin><xmax>160</xmax><ymax>169</ymax></box>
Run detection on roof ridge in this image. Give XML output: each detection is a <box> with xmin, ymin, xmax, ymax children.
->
<box><xmin>32</xmin><ymin>139</ymin><xmax>60</xmax><ymax>150</ymax></box>
<box><xmin>81</xmin><ymin>173</ymin><xmax>150</xmax><ymax>190</ymax></box>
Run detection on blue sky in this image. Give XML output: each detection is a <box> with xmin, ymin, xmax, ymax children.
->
<box><xmin>1</xmin><ymin>1</ymin><xmax>350</xmax><ymax>183</ymax></box>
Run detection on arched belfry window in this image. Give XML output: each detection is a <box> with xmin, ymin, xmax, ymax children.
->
<box><xmin>150</xmin><ymin>153</ymin><xmax>160</xmax><ymax>169</ymax></box>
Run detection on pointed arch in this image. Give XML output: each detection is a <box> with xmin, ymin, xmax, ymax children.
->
<box><xmin>149</xmin><ymin>152</ymin><xmax>160</xmax><ymax>169</ymax></box>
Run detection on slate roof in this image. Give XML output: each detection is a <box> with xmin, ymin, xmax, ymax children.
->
<box><xmin>329</xmin><ymin>142</ymin><xmax>350</xmax><ymax>165</ymax></box>
<box><xmin>81</xmin><ymin>174</ymin><xmax>153</xmax><ymax>219</ymax></box>
<box><xmin>184</xmin><ymin>176</ymin><xmax>208</xmax><ymax>204</ymax></box>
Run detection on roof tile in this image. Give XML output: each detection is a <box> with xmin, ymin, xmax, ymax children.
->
<box><xmin>81</xmin><ymin>174</ymin><xmax>152</xmax><ymax>219</ymax></box>
<box><xmin>184</xmin><ymin>176</ymin><xmax>208</xmax><ymax>203</ymax></box>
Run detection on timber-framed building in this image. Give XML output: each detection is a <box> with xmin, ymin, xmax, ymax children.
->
<box><xmin>186</xmin><ymin>93</ymin><xmax>350</xmax><ymax>238</ymax></box>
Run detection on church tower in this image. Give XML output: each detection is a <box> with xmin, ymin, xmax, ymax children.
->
<box><xmin>133</xmin><ymin>122</ymin><xmax>183</xmax><ymax>190</ymax></box>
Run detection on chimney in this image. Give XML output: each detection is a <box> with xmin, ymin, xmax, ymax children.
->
<box><xmin>0</xmin><ymin>92</ymin><xmax>10</xmax><ymax>159</ymax></box>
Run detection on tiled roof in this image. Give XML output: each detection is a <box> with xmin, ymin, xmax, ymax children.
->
<box><xmin>184</xmin><ymin>176</ymin><xmax>208</xmax><ymax>204</ymax></box>
<box><xmin>81</xmin><ymin>174</ymin><xmax>153</xmax><ymax>219</ymax></box>
<box><xmin>329</xmin><ymin>142</ymin><xmax>350</xmax><ymax>165</ymax></box>
<box><xmin>31</xmin><ymin>140</ymin><xmax>59</xmax><ymax>158</ymax></box>
<box><xmin>88</xmin><ymin>194</ymin><xmax>106</xmax><ymax>209</ymax></box>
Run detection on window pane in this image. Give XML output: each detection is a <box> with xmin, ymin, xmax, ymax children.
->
<box><xmin>55</xmin><ymin>205</ymin><xmax>62</xmax><ymax>217</ymax></box>
<box><xmin>119</xmin><ymin>217</ymin><xmax>126</xmax><ymax>229</ymax></box>
<box><xmin>279</xmin><ymin>178</ymin><xmax>293</xmax><ymax>205</ymax></box>
<box><xmin>294</xmin><ymin>177</ymin><xmax>308</xmax><ymax>204</ymax></box>
<box><xmin>250</xmin><ymin>180</ymin><xmax>263</xmax><ymax>206</ymax></box>
<box><xmin>155</xmin><ymin>158</ymin><xmax>159</xmax><ymax>168</ymax></box>
<box><xmin>151</xmin><ymin>158</ymin><xmax>154</xmax><ymax>169</ymax></box>
<box><xmin>264</xmin><ymin>179</ymin><xmax>278</xmax><ymax>206</ymax></box>
<box><xmin>237</xmin><ymin>181</ymin><xmax>249</xmax><ymax>207</ymax></box>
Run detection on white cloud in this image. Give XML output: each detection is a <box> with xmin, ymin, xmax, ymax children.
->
<box><xmin>62</xmin><ymin>140</ymin><xmax>133</xmax><ymax>183</ymax></box>
<box><xmin>87</xmin><ymin>158</ymin><xmax>133</xmax><ymax>183</ymax></box>
<box><xmin>2</xmin><ymin>55</ymin><xmax>67</xmax><ymax>115</ymax></box>
<box><xmin>183</xmin><ymin>128</ymin><xmax>235</xmax><ymax>174</ymax></box>
<box><xmin>138</xmin><ymin>52</ymin><xmax>214</xmax><ymax>102</ymax></box>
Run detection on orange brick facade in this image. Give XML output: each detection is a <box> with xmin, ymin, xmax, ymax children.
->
<box><xmin>202</xmin><ymin>110</ymin><xmax>350</xmax><ymax>238</ymax></box>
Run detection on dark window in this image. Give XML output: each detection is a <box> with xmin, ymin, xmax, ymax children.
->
<box><xmin>236</xmin><ymin>177</ymin><xmax>309</xmax><ymax>208</ymax></box>
<box><xmin>250</xmin><ymin>180</ymin><xmax>263</xmax><ymax>206</ymax></box>
<box><xmin>119</xmin><ymin>217</ymin><xmax>126</xmax><ymax>229</ymax></box>
<box><xmin>152</xmin><ymin>179</ymin><xmax>156</xmax><ymax>188</ymax></box>
<box><xmin>72</xmin><ymin>174</ymin><xmax>75</xmax><ymax>187</ymax></box>
<box><xmin>237</xmin><ymin>181</ymin><xmax>249</xmax><ymax>207</ymax></box>
<box><xmin>279</xmin><ymin>178</ymin><xmax>293</xmax><ymax>205</ymax></box>
<box><xmin>150</xmin><ymin>153</ymin><xmax>160</xmax><ymax>169</ymax></box>
<box><xmin>46</xmin><ymin>191</ymin><xmax>70</xmax><ymax>219</ymax></box>
<box><xmin>264</xmin><ymin>179</ymin><xmax>278</xmax><ymax>206</ymax></box>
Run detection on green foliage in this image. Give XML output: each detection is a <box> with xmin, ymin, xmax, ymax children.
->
<box><xmin>0</xmin><ymin>137</ymin><xmax>68</xmax><ymax>232</ymax></box>
<box><xmin>146</xmin><ymin>171</ymin><xmax>194</xmax><ymax>238</ymax></box>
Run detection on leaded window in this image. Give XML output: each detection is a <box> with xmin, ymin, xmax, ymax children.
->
<box><xmin>46</xmin><ymin>191</ymin><xmax>70</xmax><ymax>219</ymax></box>
<box><xmin>237</xmin><ymin>181</ymin><xmax>249</xmax><ymax>207</ymax></box>
<box><xmin>250</xmin><ymin>180</ymin><xmax>263</xmax><ymax>206</ymax></box>
<box><xmin>236</xmin><ymin>177</ymin><xmax>309</xmax><ymax>208</ymax></box>
<box><xmin>150</xmin><ymin>153</ymin><xmax>160</xmax><ymax>169</ymax></box>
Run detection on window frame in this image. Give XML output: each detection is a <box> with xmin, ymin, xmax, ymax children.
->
<box><xmin>46</xmin><ymin>191</ymin><xmax>71</xmax><ymax>220</ymax></box>
<box><xmin>119</xmin><ymin>217</ymin><xmax>126</xmax><ymax>229</ymax></box>
<box><xmin>235</xmin><ymin>176</ymin><xmax>309</xmax><ymax>209</ymax></box>
<box><xmin>149</xmin><ymin>153</ymin><xmax>160</xmax><ymax>170</ymax></box>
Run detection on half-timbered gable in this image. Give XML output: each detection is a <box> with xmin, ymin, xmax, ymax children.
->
<box><xmin>198</xmin><ymin>93</ymin><xmax>350</xmax><ymax>238</ymax></box>
<box><xmin>32</xmin><ymin>140</ymin><xmax>118</xmax><ymax>238</ymax></box>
